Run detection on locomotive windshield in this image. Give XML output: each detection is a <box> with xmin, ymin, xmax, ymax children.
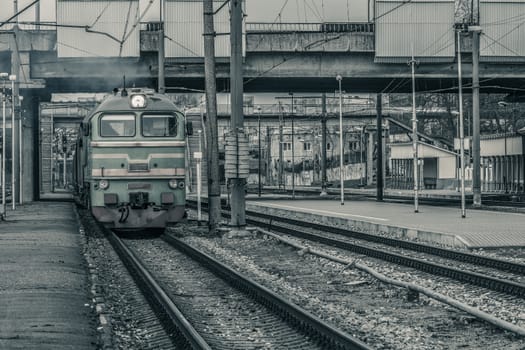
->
<box><xmin>141</xmin><ymin>114</ymin><xmax>178</xmax><ymax>137</ymax></box>
<box><xmin>100</xmin><ymin>114</ymin><xmax>136</xmax><ymax>137</ymax></box>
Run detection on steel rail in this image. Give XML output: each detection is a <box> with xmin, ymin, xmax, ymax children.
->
<box><xmin>162</xmin><ymin>233</ymin><xmax>372</xmax><ymax>350</ymax></box>
<box><xmin>186</xmin><ymin>201</ymin><xmax>525</xmax><ymax>297</ymax></box>
<box><xmin>104</xmin><ymin>229</ymin><xmax>212</xmax><ymax>350</ymax></box>
<box><xmin>247</xmin><ymin>211</ymin><xmax>525</xmax><ymax>275</ymax></box>
<box><xmin>245</xmin><ymin>217</ymin><xmax>525</xmax><ymax>298</ymax></box>
<box><xmin>187</xmin><ymin>200</ymin><xmax>525</xmax><ymax>275</ymax></box>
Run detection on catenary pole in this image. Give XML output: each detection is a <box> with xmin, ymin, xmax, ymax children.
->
<box><xmin>409</xmin><ymin>54</ymin><xmax>419</xmax><ymax>213</ymax></box>
<box><xmin>321</xmin><ymin>93</ymin><xmax>327</xmax><ymax>196</ymax></box>
<box><xmin>158</xmin><ymin>0</ymin><xmax>165</xmax><ymax>93</ymax></box>
<box><xmin>457</xmin><ymin>29</ymin><xmax>466</xmax><ymax>218</ymax></box>
<box><xmin>203</xmin><ymin>0</ymin><xmax>221</xmax><ymax>233</ymax></box>
<box><xmin>376</xmin><ymin>93</ymin><xmax>383</xmax><ymax>201</ymax></box>
<box><xmin>336</xmin><ymin>75</ymin><xmax>344</xmax><ymax>205</ymax></box>
<box><xmin>229</xmin><ymin>0</ymin><xmax>245</xmax><ymax>227</ymax></box>
<box><xmin>470</xmin><ymin>24</ymin><xmax>482</xmax><ymax>207</ymax></box>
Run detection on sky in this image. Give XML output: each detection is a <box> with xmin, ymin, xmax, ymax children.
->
<box><xmin>0</xmin><ymin>0</ymin><xmax>370</xmax><ymax>25</ymax></box>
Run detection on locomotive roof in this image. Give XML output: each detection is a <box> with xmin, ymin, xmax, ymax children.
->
<box><xmin>83</xmin><ymin>89</ymin><xmax>180</xmax><ymax>123</ymax></box>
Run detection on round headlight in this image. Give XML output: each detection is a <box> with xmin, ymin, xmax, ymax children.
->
<box><xmin>178</xmin><ymin>181</ymin><xmax>185</xmax><ymax>189</ymax></box>
<box><xmin>168</xmin><ymin>179</ymin><xmax>178</xmax><ymax>189</ymax></box>
<box><xmin>99</xmin><ymin>179</ymin><xmax>109</xmax><ymax>190</ymax></box>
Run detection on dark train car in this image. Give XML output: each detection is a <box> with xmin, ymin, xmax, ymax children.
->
<box><xmin>74</xmin><ymin>88</ymin><xmax>191</xmax><ymax>229</ymax></box>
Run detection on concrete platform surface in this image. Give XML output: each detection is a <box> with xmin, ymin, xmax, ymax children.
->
<box><xmin>0</xmin><ymin>202</ymin><xmax>97</xmax><ymax>349</ymax></box>
<box><xmin>247</xmin><ymin>199</ymin><xmax>525</xmax><ymax>248</ymax></box>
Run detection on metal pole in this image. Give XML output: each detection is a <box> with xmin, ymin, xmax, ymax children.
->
<box><xmin>18</xmin><ymin>99</ymin><xmax>22</xmax><ymax>204</ymax></box>
<box><xmin>290</xmin><ymin>93</ymin><xmax>295</xmax><ymax>199</ymax></box>
<box><xmin>257</xmin><ymin>107</ymin><xmax>261</xmax><ymax>197</ymax></box>
<box><xmin>229</xmin><ymin>0</ymin><xmax>245</xmax><ymax>227</ymax></box>
<box><xmin>376</xmin><ymin>93</ymin><xmax>383</xmax><ymax>201</ymax></box>
<box><xmin>409</xmin><ymin>55</ymin><xmax>419</xmax><ymax>213</ymax></box>
<box><xmin>470</xmin><ymin>24</ymin><xmax>482</xmax><ymax>206</ymax></box>
<box><xmin>336</xmin><ymin>75</ymin><xmax>344</xmax><ymax>205</ymax></box>
<box><xmin>1</xmin><ymin>79</ymin><xmax>6</xmax><ymax>219</ymax></box>
<box><xmin>63</xmin><ymin>151</ymin><xmax>67</xmax><ymax>189</ymax></box>
<box><xmin>457</xmin><ymin>30</ymin><xmax>466</xmax><ymax>218</ymax></box>
<box><xmin>278</xmin><ymin>102</ymin><xmax>284</xmax><ymax>189</ymax></box>
<box><xmin>321</xmin><ymin>93</ymin><xmax>327</xmax><ymax>196</ymax></box>
<box><xmin>158</xmin><ymin>0</ymin><xmax>165</xmax><ymax>93</ymax></box>
<box><xmin>197</xmin><ymin>130</ymin><xmax>202</xmax><ymax>223</ymax></box>
<box><xmin>360</xmin><ymin>127</ymin><xmax>364</xmax><ymax>186</ymax></box>
<box><xmin>10</xmin><ymin>77</ymin><xmax>15</xmax><ymax>209</ymax></box>
<box><xmin>505</xmin><ymin>118</ymin><xmax>508</xmax><ymax>193</ymax></box>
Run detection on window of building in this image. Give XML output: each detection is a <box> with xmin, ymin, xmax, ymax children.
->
<box><xmin>283</xmin><ymin>142</ymin><xmax>291</xmax><ymax>151</ymax></box>
<box><xmin>303</xmin><ymin>142</ymin><xmax>311</xmax><ymax>151</ymax></box>
<box><xmin>349</xmin><ymin>141</ymin><xmax>358</xmax><ymax>151</ymax></box>
<box><xmin>327</xmin><ymin>142</ymin><xmax>331</xmax><ymax>150</ymax></box>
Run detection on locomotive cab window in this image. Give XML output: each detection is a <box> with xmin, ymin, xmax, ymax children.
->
<box><xmin>142</xmin><ymin>114</ymin><xmax>178</xmax><ymax>137</ymax></box>
<box><xmin>100</xmin><ymin>114</ymin><xmax>136</xmax><ymax>137</ymax></box>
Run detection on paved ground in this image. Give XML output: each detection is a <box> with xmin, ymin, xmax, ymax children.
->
<box><xmin>0</xmin><ymin>202</ymin><xmax>97</xmax><ymax>349</ymax></box>
<box><xmin>247</xmin><ymin>198</ymin><xmax>525</xmax><ymax>248</ymax></box>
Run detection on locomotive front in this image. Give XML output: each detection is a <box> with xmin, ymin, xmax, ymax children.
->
<box><xmin>78</xmin><ymin>89</ymin><xmax>189</xmax><ymax>229</ymax></box>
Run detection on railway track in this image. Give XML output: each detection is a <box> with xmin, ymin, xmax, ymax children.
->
<box><xmin>97</xmin><ymin>224</ymin><xmax>370</xmax><ymax>349</ymax></box>
<box><xmin>187</xmin><ymin>200</ymin><xmax>525</xmax><ymax>298</ymax></box>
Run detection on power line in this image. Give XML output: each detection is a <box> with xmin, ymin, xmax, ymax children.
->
<box><xmin>0</xmin><ymin>0</ymin><xmax>40</xmax><ymax>29</ymax></box>
<box><xmin>481</xmin><ymin>32</ymin><xmax>522</xmax><ymax>57</ymax></box>
<box><xmin>374</xmin><ymin>0</ymin><xmax>413</xmax><ymax>22</ymax></box>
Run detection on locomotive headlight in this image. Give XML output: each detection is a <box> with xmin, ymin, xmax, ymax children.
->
<box><xmin>178</xmin><ymin>181</ymin><xmax>185</xmax><ymax>189</ymax></box>
<box><xmin>130</xmin><ymin>94</ymin><xmax>147</xmax><ymax>108</ymax></box>
<box><xmin>99</xmin><ymin>179</ymin><xmax>109</xmax><ymax>190</ymax></box>
<box><xmin>168</xmin><ymin>179</ymin><xmax>178</xmax><ymax>189</ymax></box>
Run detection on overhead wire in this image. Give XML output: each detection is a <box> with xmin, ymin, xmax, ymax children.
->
<box><xmin>0</xmin><ymin>0</ymin><xmax>40</xmax><ymax>29</ymax></box>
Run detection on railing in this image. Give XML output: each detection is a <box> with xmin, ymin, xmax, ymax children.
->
<box><xmin>0</xmin><ymin>21</ymin><xmax>57</xmax><ymax>31</ymax></box>
<box><xmin>246</xmin><ymin>22</ymin><xmax>374</xmax><ymax>33</ymax></box>
<box><xmin>187</xmin><ymin>101</ymin><xmax>377</xmax><ymax>117</ymax></box>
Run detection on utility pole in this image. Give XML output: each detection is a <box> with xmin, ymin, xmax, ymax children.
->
<box><xmin>257</xmin><ymin>106</ymin><xmax>261</xmax><ymax>197</ymax></box>
<box><xmin>336</xmin><ymin>75</ymin><xmax>344</xmax><ymax>205</ymax></box>
<box><xmin>470</xmin><ymin>2</ymin><xmax>482</xmax><ymax>206</ymax></box>
<box><xmin>457</xmin><ymin>29</ymin><xmax>466</xmax><ymax>218</ymax></box>
<box><xmin>376</xmin><ymin>93</ymin><xmax>383</xmax><ymax>201</ymax></box>
<box><xmin>266</xmin><ymin>126</ymin><xmax>271</xmax><ymax>185</ymax></box>
<box><xmin>409</xmin><ymin>54</ymin><xmax>419</xmax><ymax>213</ymax></box>
<box><xmin>278</xmin><ymin>102</ymin><xmax>284</xmax><ymax>190</ymax></box>
<box><xmin>290</xmin><ymin>92</ymin><xmax>295</xmax><ymax>199</ymax></box>
<box><xmin>10</xmin><ymin>74</ymin><xmax>16</xmax><ymax>209</ymax></box>
<box><xmin>203</xmin><ymin>0</ymin><xmax>221</xmax><ymax>233</ymax></box>
<box><xmin>320</xmin><ymin>93</ymin><xmax>327</xmax><ymax>196</ymax></box>
<box><xmin>158</xmin><ymin>0</ymin><xmax>165</xmax><ymax>94</ymax></box>
<box><xmin>228</xmin><ymin>0</ymin><xmax>246</xmax><ymax>228</ymax></box>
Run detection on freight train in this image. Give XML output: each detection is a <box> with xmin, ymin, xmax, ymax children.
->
<box><xmin>73</xmin><ymin>88</ymin><xmax>192</xmax><ymax>229</ymax></box>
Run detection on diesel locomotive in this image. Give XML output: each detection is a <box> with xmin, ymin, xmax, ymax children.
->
<box><xmin>73</xmin><ymin>88</ymin><xmax>192</xmax><ymax>229</ymax></box>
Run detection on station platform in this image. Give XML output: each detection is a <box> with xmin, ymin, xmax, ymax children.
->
<box><xmin>0</xmin><ymin>202</ymin><xmax>98</xmax><ymax>349</ymax></box>
<box><xmin>245</xmin><ymin>197</ymin><xmax>525</xmax><ymax>249</ymax></box>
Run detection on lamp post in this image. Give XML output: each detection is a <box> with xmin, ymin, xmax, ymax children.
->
<box><xmin>9</xmin><ymin>74</ymin><xmax>16</xmax><ymax>210</ymax></box>
<box><xmin>256</xmin><ymin>106</ymin><xmax>262</xmax><ymax>197</ymax></box>
<box><xmin>336</xmin><ymin>74</ymin><xmax>344</xmax><ymax>205</ymax></box>
<box><xmin>0</xmin><ymin>72</ymin><xmax>7</xmax><ymax>220</ymax></box>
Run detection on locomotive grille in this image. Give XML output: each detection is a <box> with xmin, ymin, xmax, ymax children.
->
<box><xmin>128</xmin><ymin>162</ymin><xmax>149</xmax><ymax>172</ymax></box>
<box><xmin>128</xmin><ymin>183</ymin><xmax>152</xmax><ymax>190</ymax></box>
